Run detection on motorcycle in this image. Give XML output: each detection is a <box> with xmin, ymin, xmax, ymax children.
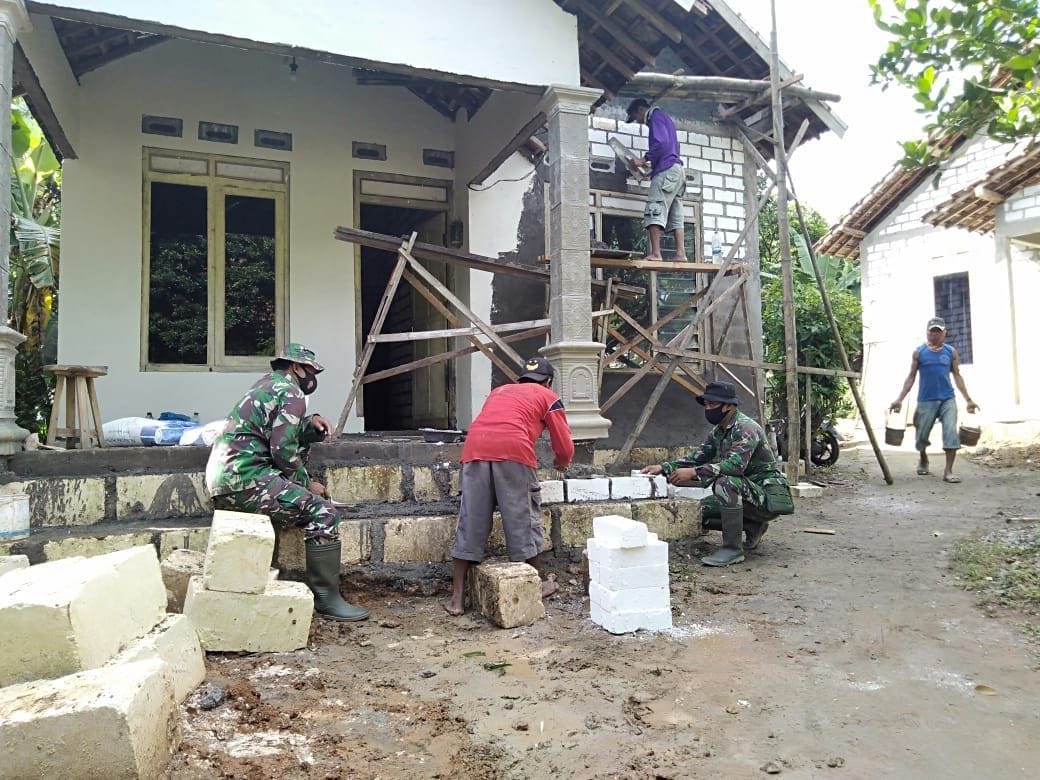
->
<box><xmin>768</xmin><ymin>409</ymin><xmax>841</xmax><ymax>467</ymax></box>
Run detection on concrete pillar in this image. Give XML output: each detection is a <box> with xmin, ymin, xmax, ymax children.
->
<box><xmin>0</xmin><ymin>1</ymin><xmax>32</xmax><ymax>454</ymax></box>
<box><xmin>538</xmin><ymin>85</ymin><xmax>611</xmax><ymax>441</ymax></box>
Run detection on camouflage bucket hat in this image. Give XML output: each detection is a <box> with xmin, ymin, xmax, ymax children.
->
<box><xmin>272</xmin><ymin>343</ymin><xmax>324</xmax><ymax>373</ymax></box>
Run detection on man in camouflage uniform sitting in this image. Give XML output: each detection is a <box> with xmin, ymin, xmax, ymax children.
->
<box><xmin>205</xmin><ymin>343</ymin><xmax>368</xmax><ymax>621</ymax></box>
<box><xmin>642</xmin><ymin>381</ymin><xmax>791</xmax><ymax>567</ymax></box>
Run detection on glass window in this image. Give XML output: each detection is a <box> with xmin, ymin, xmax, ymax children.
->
<box><xmin>224</xmin><ymin>194</ymin><xmax>276</xmax><ymax>357</ymax></box>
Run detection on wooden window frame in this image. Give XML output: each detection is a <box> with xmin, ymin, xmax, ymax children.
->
<box><xmin>141</xmin><ymin>147</ymin><xmax>289</xmax><ymax>372</ymax></box>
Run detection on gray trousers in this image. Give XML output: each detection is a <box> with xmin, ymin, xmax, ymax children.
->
<box><xmin>451</xmin><ymin>460</ymin><xmax>543</xmax><ymax>562</ymax></box>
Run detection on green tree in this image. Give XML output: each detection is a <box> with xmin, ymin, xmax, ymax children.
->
<box><xmin>758</xmin><ymin>191</ymin><xmax>862</xmax><ymax>422</ymax></box>
<box><xmin>9</xmin><ymin>102</ymin><xmax>60</xmax><ymax>436</ymax></box>
<box><xmin>870</xmin><ymin>0</ymin><xmax>1040</xmax><ymax>168</ymax></box>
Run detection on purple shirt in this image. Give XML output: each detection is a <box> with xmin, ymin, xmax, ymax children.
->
<box><xmin>646</xmin><ymin>107</ymin><xmax>681</xmax><ymax>175</ymax></box>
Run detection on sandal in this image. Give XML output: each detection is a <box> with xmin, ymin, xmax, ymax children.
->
<box><xmin>916</xmin><ymin>465</ymin><xmax>930</xmax><ymax>476</ymax></box>
<box><xmin>943</xmin><ymin>474</ymin><xmax>962</xmax><ymax>483</ymax></box>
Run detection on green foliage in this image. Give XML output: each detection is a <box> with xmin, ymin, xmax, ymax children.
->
<box><xmin>762</xmin><ymin>278</ymin><xmax>862</xmax><ymax>422</ymax></box>
<box><xmin>758</xmin><ymin>191</ymin><xmax>829</xmax><ymax>276</ymax></box>
<box><xmin>9</xmin><ymin>102</ymin><xmax>61</xmax><ymax>436</ymax></box>
<box><xmin>870</xmin><ymin>0</ymin><xmax>1040</xmax><ymax>168</ymax></box>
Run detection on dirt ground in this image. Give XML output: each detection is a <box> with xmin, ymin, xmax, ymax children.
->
<box><xmin>163</xmin><ymin>445</ymin><xmax>1040</xmax><ymax>779</ymax></box>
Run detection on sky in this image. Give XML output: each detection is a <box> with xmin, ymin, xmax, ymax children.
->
<box><xmin>725</xmin><ymin>0</ymin><xmax>926</xmax><ymax>222</ymax></box>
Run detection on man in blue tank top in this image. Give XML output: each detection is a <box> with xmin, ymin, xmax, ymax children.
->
<box><xmin>889</xmin><ymin>317</ymin><xmax>979</xmax><ymax>482</ymax></box>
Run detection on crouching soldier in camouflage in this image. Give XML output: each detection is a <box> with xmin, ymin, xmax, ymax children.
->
<box><xmin>642</xmin><ymin>381</ymin><xmax>792</xmax><ymax>567</ymax></box>
<box><xmin>205</xmin><ymin>343</ymin><xmax>369</xmax><ymax>621</ymax></box>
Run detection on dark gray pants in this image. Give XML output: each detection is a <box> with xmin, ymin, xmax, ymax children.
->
<box><xmin>451</xmin><ymin>460</ymin><xmax>543</xmax><ymax>562</ymax></box>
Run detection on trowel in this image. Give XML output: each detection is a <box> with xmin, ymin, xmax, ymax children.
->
<box><xmin>608</xmin><ymin>137</ymin><xmax>652</xmax><ymax>181</ymax></box>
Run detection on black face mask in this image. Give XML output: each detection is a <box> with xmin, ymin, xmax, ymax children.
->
<box><xmin>705</xmin><ymin>406</ymin><xmax>727</xmax><ymax>425</ymax></box>
<box><xmin>299</xmin><ymin>369</ymin><xmax>318</xmax><ymax>395</ymax></box>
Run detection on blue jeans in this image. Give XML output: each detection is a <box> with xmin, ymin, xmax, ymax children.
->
<box><xmin>914</xmin><ymin>398</ymin><xmax>959</xmax><ymax>451</ymax></box>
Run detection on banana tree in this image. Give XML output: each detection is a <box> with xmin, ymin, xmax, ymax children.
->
<box><xmin>9</xmin><ymin>103</ymin><xmax>61</xmax><ymax>434</ymax></box>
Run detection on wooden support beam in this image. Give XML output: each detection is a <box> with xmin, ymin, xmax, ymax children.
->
<box><xmin>620</xmin><ymin>0</ymin><xmax>683</xmax><ymax>43</ymax></box>
<box><xmin>718</xmin><ymin>73</ymin><xmax>804</xmax><ymax>118</ymax></box>
<box><xmin>368</xmin><ymin>317</ymin><xmax>551</xmax><ymax>343</ymax></box>
<box><xmin>580</xmin><ymin>31</ymin><xmax>637</xmax><ymax>81</ymax></box>
<box><xmin>469</xmin><ymin>111</ymin><xmax>547</xmax><ymax>187</ymax></box>
<box><xmin>650</xmin><ymin>346</ymin><xmax>861</xmax><ymax>378</ymax></box>
<box><xmin>588</xmin><ymin>257</ymin><xmax>743</xmax><ymax>273</ymax></box>
<box><xmin>574</xmin><ymin>0</ymin><xmax>657</xmax><ymax>65</ymax></box>
<box><xmin>13</xmin><ymin>43</ymin><xmax>77</xmax><ymax>160</ymax></box>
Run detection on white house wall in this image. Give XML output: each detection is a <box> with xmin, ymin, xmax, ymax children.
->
<box><xmin>859</xmin><ymin>135</ymin><xmax>1039</xmax><ymax>420</ymax></box>
<box><xmin>57</xmin><ymin>37</ymin><xmax>463</xmax><ymax>428</ymax></box>
<box><xmin>36</xmin><ymin>0</ymin><xmax>580</xmax><ymax>88</ymax></box>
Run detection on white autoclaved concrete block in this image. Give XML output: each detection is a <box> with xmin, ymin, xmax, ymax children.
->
<box><xmin>651</xmin><ymin>475</ymin><xmax>669</xmax><ymax>497</ymax></box>
<box><xmin>673</xmin><ymin>486</ymin><xmax>712</xmax><ymax>500</ymax></box>
<box><xmin>609</xmin><ymin>477</ymin><xmax>653</xmax><ymax>500</ymax></box>
<box><xmin>0</xmin><ymin>555</ymin><xmax>29</xmax><ymax>578</ymax></box>
<box><xmin>470</xmin><ymin>561</ymin><xmax>545</xmax><ymax>629</ymax></box>
<box><xmin>108</xmin><ymin>614</ymin><xmax>205</xmax><ymax>703</ymax></box>
<box><xmin>589</xmin><ymin>601</ymin><xmax>673</xmax><ymax>634</ymax></box>
<box><xmin>592</xmin><ymin>515</ymin><xmax>649</xmax><ymax>548</ymax></box>
<box><xmin>589</xmin><ymin>562</ymin><xmax>669</xmax><ymax>590</ymax></box>
<box><xmin>183</xmin><ymin>576</ymin><xmax>312</xmax><ymax>652</ymax></box>
<box><xmin>791</xmin><ymin>483</ymin><xmax>823</xmax><ymax>498</ymax></box>
<box><xmin>566</xmin><ymin>478</ymin><xmax>611</xmax><ymax>502</ymax></box>
<box><xmin>0</xmin><ymin>658</ymin><xmax>179</xmax><ymax>780</ymax></box>
<box><xmin>539</xmin><ymin>480</ymin><xmax>565</xmax><ymax>504</ymax></box>
<box><xmin>589</xmin><ymin>581</ymin><xmax>670</xmax><ymax>613</ymax></box>
<box><xmin>202</xmin><ymin>510</ymin><xmax>275</xmax><ymax>594</ymax></box>
<box><xmin>0</xmin><ymin>546</ymin><xmax>167</xmax><ymax>687</ymax></box>
<box><xmin>586</xmin><ymin>535</ymin><xmax>668</xmax><ymax>569</ymax></box>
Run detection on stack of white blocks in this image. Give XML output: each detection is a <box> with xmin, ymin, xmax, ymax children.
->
<box><xmin>184</xmin><ymin>510</ymin><xmax>313</xmax><ymax>652</ymax></box>
<box><xmin>587</xmin><ymin>515</ymin><xmax>672</xmax><ymax>634</ymax></box>
<box><xmin>0</xmin><ymin>546</ymin><xmax>206</xmax><ymax>778</ymax></box>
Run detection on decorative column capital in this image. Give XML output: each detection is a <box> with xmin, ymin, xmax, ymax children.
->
<box><xmin>538</xmin><ymin>84</ymin><xmax>602</xmax><ymax>118</ymax></box>
<box><xmin>0</xmin><ymin>0</ymin><xmax>31</xmax><ymax>42</ymax></box>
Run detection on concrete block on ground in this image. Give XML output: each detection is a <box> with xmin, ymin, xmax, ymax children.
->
<box><xmin>109</xmin><ymin>614</ymin><xmax>205</xmax><ymax>703</ymax></box>
<box><xmin>586</xmin><ymin>535</ymin><xmax>668</xmax><ymax>570</ymax></box>
<box><xmin>43</xmin><ymin>531</ymin><xmax>157</xmax><ymax>562</ymax></box>
<box><xmin>326</xmin><ymin>465</ymin><xmax>404</xmax><ymax>502</ymax></box>
<box><xmin>0</xmin><ymin>554</ymin><xmax>29</xmax><ymax>577</ymax></box>
<box><xmin>609</xmin><ymin>477</ymin><xmax>653</xmax><ymax>500</ymax></box>
<box><xmin>589</xmin><ymin>561</ymin><xmax>669</xmax><ymax>590</ymax></box>
<box><xmin>202</xmin><ymin>510</ymin><xmax>275</xmax><ymax>594</ymax></box>
<box><xmin>487</xmin><ymin>510</ymin><xmax>552</xmax><ymax>555</ymax></box>
<box><xmin>592</xmin><ymin>515</ymin><xmax>648</xmax><ymax>548</ymax></box>
<box><xmin>566</xmin><ymin>478</ymin><xmax>611</xmax><ymax>502</ymax></box>
<box><xmin>158</xmin><ymin>527</ymin><xmax>210</xmax><ymax>559</ymax></box>
<box><xmin>161</xmin><ymin>548</ymin><xmax>205</xmax><ymax>613</ymax></box>
<box><xmin>183</xmin><ymin>576</ymin><xmax>312</xmax><ymax>652</ymax></box>
<box><xmin>589</xmin><ymin>581</ymin><xmax>670</xmax><ymax>612</ymax></box>
<box><xmin>791</xmin><ymin>482</ymin><xmax>823</xmax><ymax>498</ymax></box>
<box><xmin>382</xmin><ymin>515</ymin><xmax>455</xmax><ymax>563</ymax></box>
<box><xmin>554</xmin><ymin>502</ymin><xmax>633</xmax><ymax>548</ymax></box>
<box><xmin>0</xmin><ymin>658</ymin><xmax>179</xmax><ymax>780</ymax></box>
<box><xmin>470</xmin><ymin>561</ymin><xmax>544</xmax><ymax>628</ymax></box>
<box><xmin>589</xmin><ymin>601</ymin><xmax>672</xmax><ymax>634</ymax></box>
<box><xmin>0</xmin><ymin>546</ymin><xmax>167</xmax><ymax>687</ymax></box>
<box><xmin>539</xmin><ymin>480</ymin><xmax>565</xmax><ymax>504</ymax></box>
<box><xmin>276</xmin><ymin>521</ymin><xmax>371</xmax><ymax>573</ymax></box>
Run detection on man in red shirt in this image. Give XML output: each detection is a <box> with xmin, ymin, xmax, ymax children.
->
<box><xmin>445</xmin><ymin>356</ymin><xmax>575</xmax><ymax>616</ymax></box>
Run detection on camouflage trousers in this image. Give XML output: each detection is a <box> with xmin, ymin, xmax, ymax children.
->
<box><xmin>212</xmin><ymin>473</ymin><xmax>340</xmax><ymax>542</ymax></box>
<box><xmin>699</xmin><ymin>475</ymin><xmax>774</xmax><ymax>523</ymax></box>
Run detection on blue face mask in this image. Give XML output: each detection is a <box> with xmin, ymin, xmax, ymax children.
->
<box><xmin>705</xmin><ymin>406</ymin><xmax>727</xmax><ymax>425</ymax></box>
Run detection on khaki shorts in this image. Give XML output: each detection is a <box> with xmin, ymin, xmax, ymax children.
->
<box><xmin>643</xmin><ymin>163</ymin><xmax>687</xmax><ymax>232</ymax></box>
<box><xmin>451</xmin><ymin>460</ymin><xmax>543</xmax><ymax>562</ymax></box>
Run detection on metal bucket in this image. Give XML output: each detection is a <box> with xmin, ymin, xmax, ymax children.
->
<box><xmin>0</xmin><ymin>493</ymin><xmax>30</xmax><ymax>542</ymax></box>
<box><xmin>884</xmin><ymin>427</ymin><xmax>905</xmax><ymax>446</ymax></box>
<box><xmin>958</xmin><ymin>426</ymin><xmax>981</xmax><ymax>447</ymax></box>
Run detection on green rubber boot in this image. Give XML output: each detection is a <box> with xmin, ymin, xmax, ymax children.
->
<box><xmin>743</xmin><ymin>519</ymin><xmax>769</xmax><ymax>550</ymax></box>
<box><xmin>305</xmin><ymin>539</ymin><xmax>370</xmax><ymax>622</ymax></box>
<box><xmin>701</xmin><ymin>507</ymin><xmax>746</xmax><ymax>567</ymax></box>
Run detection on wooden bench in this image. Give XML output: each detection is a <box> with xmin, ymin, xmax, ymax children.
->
<box><xmin>43</xmin><ymin>365</ymin><xmax>107</xmax><ymax>449</ymax></box>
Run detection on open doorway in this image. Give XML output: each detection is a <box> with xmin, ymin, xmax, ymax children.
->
<box><xmin>358</xmin><ymin>203</ymin><xmax>453</xmax><ymax>431</ymax></box>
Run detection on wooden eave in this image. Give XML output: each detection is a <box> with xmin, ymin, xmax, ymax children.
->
<box><xmin>923</xmin><ymin>145</ymin><xmax>1040</xmax><ymax>234</ymax></box>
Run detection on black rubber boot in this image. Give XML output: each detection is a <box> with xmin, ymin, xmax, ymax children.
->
<box><xmin>305</xmin><ymin>539</ymin><xmax>370</xmax><ymax>622</ymax></box>
<box><xmin>743</xmin><ymin>519</ymin><xmax>769</xmax><ymax>550</ymax></box>
<box><xmin>701</xmin><ymin>515</ymin><xmax>723</xmax><ymax>532</ymax></box>
<box><xmin>701</xmin><ymin>507</ymin><xmax>746</xmax><ymax>566</ymax></box>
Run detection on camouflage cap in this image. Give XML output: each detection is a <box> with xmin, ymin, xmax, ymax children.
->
<box><xmin>271</xmin><ymin>343</ymin><xmax>324</xmax><ymax>373</ymax></box>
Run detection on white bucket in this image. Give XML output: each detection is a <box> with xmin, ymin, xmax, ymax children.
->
<box><xmin>0</xmin><ymin>493</ymin><xmax>30</xmax><ymax>542</ymax></box>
